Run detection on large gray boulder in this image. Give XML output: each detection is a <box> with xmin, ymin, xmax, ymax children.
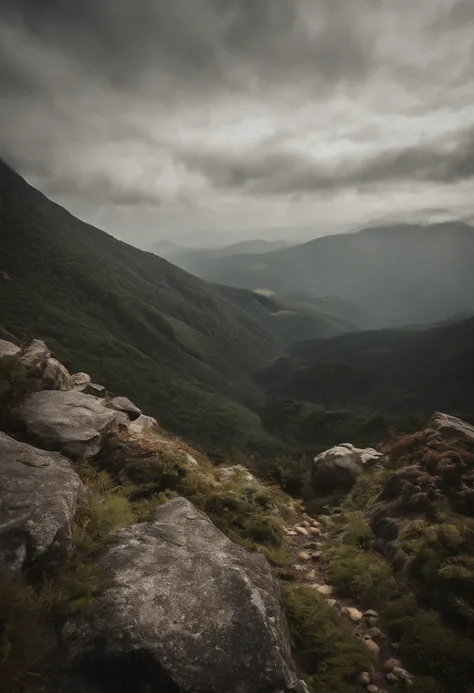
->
<box><xmin>0</xmin><ymin>339</ymin><xmax>20</xmax><ymax>359</ymax></box>
<box><xmin>15</xmin><ymin>390</ymin><xmax>119</xmax><ymax>458</ymax></box>
<box><xmin>311</xmin><ymin>443</ymin><xmax>383</xmax><ymax>494</ymax></box>
<box><xmin>66</xmin><ymin>497</ymin><xmax>305</xmax><ymax>693</ymax></box>
<box><xmin>106</xmin><ymin>396</ymin><xmax>142</xmax><ymax>421</ymax></box>
<box><xmin>0</xmin><ymin>433</ymin><xmax>84</xmax><ymax>580</ymax></box>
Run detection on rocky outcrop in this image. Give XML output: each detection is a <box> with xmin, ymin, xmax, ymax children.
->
<box><xmin>311</xmin><ymin>443</ymin><xmax>383</xmax><ymax>494</ymax></box>
<box><xmin>0</xmin><ymin>433</ymin><xmax>84</xmax><ymax>580</ymax></box>
<box><xmin>41</xmin><ymin>357</ymin><xmax>71</xmax><ymax>390</ymax></box>
<box><xmin>429</xmin><ymin>411</ymin><xmax>474</xmax><ymax>446</ymax></box>
<box><xmin>15</xmin><ymin>390</ymin><xmax>119</xmax><ymax>458</ymax></box>
<box><xmin>70</xmin><ymin>372</ymin><xmax>92</xmax><ymax>391</ymax></box>
<box><xmin>0</xmin><ymin>338</ymin><xmax>71</xmax><ymax>390</ymax></box>
<box><xmin>106</xmin><ymin>396</ymin><xmax>142</xmax><ymax>421</ymax></box>
<box><xmin>0</xmin><ymin>339</ymin><xmax>20</xmax><ymax>358</ymax></box>
<box><xmin>71</xmin><ymin>373</ymin><xmax>106</xmax><ymax>398</ymax></box>
<box><xmin>65</xmin><ymin>497</ymin><xmax>305</xmax><ymax>693</ymax></box>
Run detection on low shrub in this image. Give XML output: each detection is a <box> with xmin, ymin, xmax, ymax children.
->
<box><xmin>401</xmin><ymin>610</ymin><xmax>474</xmax><ymax>692</ymax></box>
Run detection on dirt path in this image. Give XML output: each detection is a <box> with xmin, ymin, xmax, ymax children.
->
<box><xmin>281</xmin><ymin>515</ymin><xmax>408</xmax><ymax>693</ymax></box>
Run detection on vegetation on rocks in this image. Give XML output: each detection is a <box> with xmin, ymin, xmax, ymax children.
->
<box><xmin>322</xmin><ymin>425</ymin><xmax>474</xmax><ymax>693</ymax></box>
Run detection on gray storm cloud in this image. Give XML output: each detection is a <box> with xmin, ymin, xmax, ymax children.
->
<box><xmin>179</xmin><ymin>126</ymin><xmax>474</xmax><ymax>194</ymax></box>
<box><xmin>0</xmin><ymin>0</ymin><xmax>473</xmax><ymax>244</ymax></box>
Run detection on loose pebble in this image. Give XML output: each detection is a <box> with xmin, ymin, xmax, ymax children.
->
<box><xmin>318</xmin><ymin>515</ymin><xmax>334</xmax><ymax>526</ymax></box>
<box><xmin>386</xmin><ymin>673</ymin><xmax>400</xmax><ymax>684</ymax></box>
<box><xmin>326</xmin><ymin>599</ymin><xmax>337</xmax><ymax>608</ymax></box>
<box><xmin>392</xmin><ymin>667</ymin><xmax>414</xmax><ymax>685</ymax></box>
<box><xmin>305</xmin><ymin>570</ymin><xmax>316</xmax><ymax>580</ymax></box>
<box><xmin>357</xmin><ymin>672</ymin><xmax>371</xmax><ymax>685</ymax></box>
<box><xmin>364</xmin><ymin>609</ymin><xmax>379</xmax><ymax>618</ymax></box>
<box><xmin>295</xmin><ymin>526</ymin><xmax>309</xmax><ymax>536</ymax></box>
<box><xmin>315</xmin><ymin>584</ymin><xmax>333</xmax><ymax>596</ymax></box>
<box><xmin>309</xmin><ymin>526</ymin><xmax>322</xmax><ymax>536</ymax></box>
<box><xmin>365</xmin><ymin>627</ymin><xmax>384</xmax><ymax>639</ymax></box>
<box><xmin>346</xmin><ymin>607</ymin><xmax>363</xmax><ymax>622</ymax></box>
<box><xmin>304</xmin><ymin>541</ymin><xmax>320</xmax><ymax>550</ymax></box>
<box><xmin>367</xmin><ymin>685</ymin><xmax>378</xmax><ymax>693</ymax></box>
<box><xmin>311</xmin><ymin>551</ymin><xmax>322</xmax><ymax>561</ymax></box>
<box><xmin>297</xmin><ymin>551</ymin><xmax>311</xmax><ymax>561</ymax></box>
<box><xmin>364</xmin><ymin>639</ymin><xmax>380</xmax><ymax>655</ymax></box>
<box><xmin>383</xmin><ymin>658</ymin><xmax>403</xmax><ymax>671</ymax></box>
<box><xmin>367</xmin><ymin>616</ymin><xmax>379</xmax><ymax>627</ymax></box>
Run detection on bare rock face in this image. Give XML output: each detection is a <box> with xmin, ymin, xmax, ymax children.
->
<box><xmin>66</xmin><ymin>497</ymin><xmax>305</xmax><ymax>693</ymax></box>
<box><xmin>0</xmin><ymin>339</ymin><xmax>20</xmax><ymax>359</ymax></box>
<box><xmin>311</xmin><ymin>443</ymin><xmax>383</xmax><ymax>494</ymax></box>
<box><xmin>0</xmin><ymin>433</ymin><xmax>84</xmax><ymax>580</ymax></box>
<box><xmin>429</xmin><ymin>412</ymin><xmax>474</xmax><ymax>446</ymax></box>
<box><xmin>15</xmin><ymin>390</ymin><xmax>119</xmax><ymax>458</ymax></box>
<box><xmin>106</xmin><ymin>396</ymin><xmax>142</xmax><ymax>421</ymax></box>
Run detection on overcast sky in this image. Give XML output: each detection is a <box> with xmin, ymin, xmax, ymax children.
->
<box><xmin>1</xmin><ymin>1</ymin><xmax>473</xmax><ymax>247</ymax></box>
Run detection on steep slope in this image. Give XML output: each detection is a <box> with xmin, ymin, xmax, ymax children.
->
<box><xmin>184</xmin><ymin>223</ymin><xmax>474</xmax><ymax>325</ymax></box>
<box><xmin>0</xmin><ymin>160</ymin><xmax>294</xmax><ymax>451</ymax></box>
<box><xmin>256</xmin><ymin>316</ymin><xmax>474</xmax><ymax>419</ymax></box>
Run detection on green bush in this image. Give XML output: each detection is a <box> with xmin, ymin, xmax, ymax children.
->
<box><xmin>401</xmin><ymin>610</ymin><xmax>474</xmax><ymax>690</ymax></box>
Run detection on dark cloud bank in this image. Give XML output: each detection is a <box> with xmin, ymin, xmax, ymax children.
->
<box><xmin>1</xmin><ymin>0</ymin><xmax>473</xmax><ymax>244</ymax></box>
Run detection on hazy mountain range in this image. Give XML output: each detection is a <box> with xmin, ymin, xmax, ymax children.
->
<box><xmin>165</xmin><ymin>222</ymin><xmax>474</xmax><ymax>326</ymax></box>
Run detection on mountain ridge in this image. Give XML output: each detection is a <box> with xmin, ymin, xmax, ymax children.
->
<box><xmin>179</xmin><ymin>221</ymin><xmax>474</xmax><ymax>325</ymax></box>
